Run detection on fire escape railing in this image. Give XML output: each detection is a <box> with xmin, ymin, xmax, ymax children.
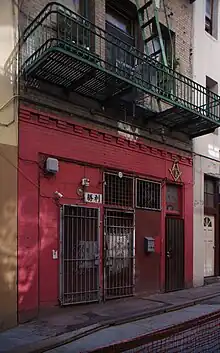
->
<box><xmin>4</xmin><ymin>2</ymin><xmax>220</xmax><ymax>124</ymax></box>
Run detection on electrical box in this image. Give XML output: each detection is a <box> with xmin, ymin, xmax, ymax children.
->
<box><xmin>46</xmin><ymin>157</ymin><xmax>59</xmax><ymax>174</ymax></box>
<box><xmin>144</xmin><ymin>237</ymin><xmax>155</xmax><ymax>254</ymax></box>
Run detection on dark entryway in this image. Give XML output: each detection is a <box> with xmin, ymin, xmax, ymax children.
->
<box><xmin>165</xmin><ymin>217</ymin><xmax>184</xmax><ymax>292</ymax></box>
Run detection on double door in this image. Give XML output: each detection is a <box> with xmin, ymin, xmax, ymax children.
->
<box><xmin>59</xmin><ymin>205</ymin><xmax>134</xmax><ymax>305</ymax></box>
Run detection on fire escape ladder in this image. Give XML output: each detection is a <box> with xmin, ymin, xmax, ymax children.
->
<box><xmin>136</xmin><ymin>0</ymin><xmax>168</xmax><ymax>66</ymax></box>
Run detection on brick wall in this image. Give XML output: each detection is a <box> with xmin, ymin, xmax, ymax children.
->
<box><xmin>18</xmin><ymin>0</ymin><xmax>193</xmax><ymax>151</ymax></box>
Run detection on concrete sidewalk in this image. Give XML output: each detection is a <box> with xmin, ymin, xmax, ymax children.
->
<box><xmin>1</xmin><ymin>283</ymin><xmax>220</xmax><ymax>353</ymax></box>
<box><xmin>47</xmin><ymin>303</ymin><xmax>220</xmax><ymax>352</ymax></box>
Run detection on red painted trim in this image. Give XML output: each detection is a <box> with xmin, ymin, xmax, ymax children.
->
<box><xmin>19</xmin><ymin>105</ymin><xmax>193</xmax><ymax>167</ymax></box>
<box><xmin>18</xmin><ymin>105</ymin><xmax>193</xmax><ymax>318</ymax></box>
<box><xmin>160</xmin><ymin>183</ymin><xmax>166</xmax><ymax>290</ymax></box>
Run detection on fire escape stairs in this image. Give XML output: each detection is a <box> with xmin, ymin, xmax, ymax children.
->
<box><xmin>135</xmin><ymin>0</ymin><xmax>168</xmax><ymax>66</ymax></box>
<box><xmin>134</xmin><ymin>0</ymin><xmax>174</xmax><ymax>115</ymax></box>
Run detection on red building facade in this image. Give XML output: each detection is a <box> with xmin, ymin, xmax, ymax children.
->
<box><xmin>18</xmin><ymin>105</ymin><xmax>193</xmax><ymax>322</ymax></box>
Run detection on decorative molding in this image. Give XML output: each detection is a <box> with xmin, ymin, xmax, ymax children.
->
<box><xmin>169</xmin><ymin>160</ymin><xmax>182</xmax><ymax>182</ymax></box>
<box><xmin>74</xmin><ymin>125</ymin><xmax>84</xmax><ymax>134</ymax></box>
<box><xmin>19</xmin><ymin>106</ymin><xmax>193</xmax><ymax>167</ymax></box>
<box><xmin>89</xmin><ymin>130</ymin><xmax>99</xmax><ymax>138</ymax></box>
<box><xmin>117</xmin><ymin>137</ymin><xmax>125</xmax><ymax>146</ymax></box>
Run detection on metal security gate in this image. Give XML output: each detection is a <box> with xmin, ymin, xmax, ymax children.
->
<box><xmin>60</xmin><ymin>205</ymin><xmax>100</xmax><ymax>305</ymax></box>
<box><xmin>104</xmin><ymin>209</ymin><xmax>135</xmax><ymax>299</ymax></box>
<box><xmin>165</xmin><ymin>217</ymin><xmax>184</xmax><ymax>292</ymax></box>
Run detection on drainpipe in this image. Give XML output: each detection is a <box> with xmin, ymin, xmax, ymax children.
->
<box><xmin>0</xmin><ymin>95</ymin><xmax>19</xmax><ymax>127</ymax></box>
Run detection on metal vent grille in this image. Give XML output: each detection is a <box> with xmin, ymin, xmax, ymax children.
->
<box><xmin>104</xmin><ymin>173</ymin><xmax>134</xmax><ymax>208</ymax></box>
<box><xmin>136</xmin><ymin>179</ymin><xmax>161</xmax><ymax>210</ymax></box>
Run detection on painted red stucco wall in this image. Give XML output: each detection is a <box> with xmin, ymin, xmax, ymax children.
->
<box><xmin>18</xmin><ymin>106</ymin><xmax>193</xmax><ymax>321</ymax></box>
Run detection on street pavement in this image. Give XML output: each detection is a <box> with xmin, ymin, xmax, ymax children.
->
<box><xmin>47</xmin><ymin>301</ymin><xmax>220</xmax><ymax>352</ymax></box>
<box><xmin>1</xmin><ymin>283</ymin><xmax>220</xmax><ymax>352</ymax></box>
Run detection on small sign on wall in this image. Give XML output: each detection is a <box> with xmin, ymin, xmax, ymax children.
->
<box><xmin>84</xmin><ymin>192</ymin><xmax>102</xmax><ymax>204</ymax></box>
<box><xmin>52</xmin><ymin>250</ymin><xmax>58</xmax><ymax>259</ymax></box>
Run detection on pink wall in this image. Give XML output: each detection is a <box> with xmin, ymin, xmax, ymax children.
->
<box><xmin>18</xmin><ymin>106</ymin><xmax>193</xmax><ymax>321</ymax></box>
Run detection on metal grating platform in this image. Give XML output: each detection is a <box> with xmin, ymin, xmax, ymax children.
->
<box><xmin>14</xmin><ymin>2</ymin><xmax>220</xmax><ymax>138</ymax></box>
<box><xmin>23</xmin><ymin>41</ymin><xmax>131</xmax><ymax>101</ymax></box>
<box><xmin>151</xmin><ymin>107</ymin><xmax>218</xmax><ymax>138</ymax></box>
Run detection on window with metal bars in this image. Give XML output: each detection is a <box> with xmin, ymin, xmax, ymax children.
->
<box><xmin>104</xmin><ymin>173</ymin><xmax>134</xmax><ymax>208</ymax></box>
<box><xmin>136</xmin><ymin>179</ymin><xmax>161</xmax><ymax>210</ymax></box>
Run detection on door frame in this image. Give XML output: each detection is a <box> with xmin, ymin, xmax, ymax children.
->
<box><xmin>204</xmin><ymin>215</ymin><xmax>215</xmax><ymax>277</ymax></box>
<box><xmin>59</xmin><ymin>204</ymin><xmax>101</xmax><ymax>305</ymax></box>
<box><xmin>204</xmin><ymin>208</ymin><xmax>218</xmax><ymax>277</ymax></box>
<box><xmin>204</xmin><ymin>175</ymin><xmax>219</xmax><ymax>277</ymax></box>
<box><xmin>165</xmin><ymin>216</ymin><xmax>185</xmax><ymax>292</ymax></box>
<box><xmin>164</xmin><ymin>182</ymin><xmax>185</xmax><ymax>292</ymax></box>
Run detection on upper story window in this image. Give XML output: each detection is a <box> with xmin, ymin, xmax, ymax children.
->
<box><xmin>150</xmin><ymin>22</ymin><xmax>175</xmax><ymax>68</ymax></box>
<box><xmin>106</xmin><ymin>11</ymin><xmax>131</xmax><ymax>34</ymax></box>
<box><xmin>205</xmin><ymin>0</ymin><xmax>218</xmax><ymax>39</ymax></box>
<box><xmin>206</xmin><ymin>76</ymin><xmax>219</xmax><ymax>128</ymax></box>
<box><xmin>61</xmin><ymin>0</ymin><xmax>93</xmax><ymax>18</ymax></box>
<box><xmin>106</xmin><ymin>7</ymin><xmax>134</xmax><ymax>43</ymax></box>
<box><xmin>105</xmin><ymin>7</ymin><xmax>134</xmax><ymax>69</ymax></box>
<box><xmin>205</xmin><ymin>0</ymin><xmax>214</xmax><ymax>34</ymax></box>
<box><xmin>204</xmin><ymin>177</ymin><xmax>216</xmax><ymax>208</ymax></box>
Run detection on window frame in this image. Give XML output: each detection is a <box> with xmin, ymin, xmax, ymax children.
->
<box><xmin>152</xmin><ymin>22</ymin><xmax>175</xmax><ymax>67</ymax></box>
<box><xmin>166</xmin><ymin>183</ymin><xmax>182</xmax><ymax>216</ymax></box>
<box><xmin>204</xmin><ymin>176</ymin><xmax>217</xmax><ymax>209</ymax></box>
<box><xmin>135</xmin><ymin>178</ymin><xmax>162</xmax><ymax>211</ymax></box>
<box><xmin>103</xmin><ymin>172</ymin><xmax>134</xmax><ymax>209</ymax></box>
<box><xmin>106</xmin><ymin>7</ymin><xmax>134</xmax><ymax>36</ymax></box>
<box><xmin>205</xmin><ymin>0</ymin><xmax>214</xmax><ymax>35</ymax></box>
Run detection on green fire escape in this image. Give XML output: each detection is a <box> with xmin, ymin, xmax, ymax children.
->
<box><xmin>7</xmin><ymin>1</ymin><xmax>220</xmax><ymax>138</ymax></box>
<box><xmin>135</xmin><ymin>0</ymin><xmax>168</xmax><ymax>66</ymax></box>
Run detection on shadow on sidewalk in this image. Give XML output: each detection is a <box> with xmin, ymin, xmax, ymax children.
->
<box><xmin>1</xmin><ymin>282</ymin><xmax>220</xmax><ymax>352</ymax></box>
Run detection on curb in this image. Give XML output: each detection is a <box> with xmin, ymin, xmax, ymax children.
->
<box><xmin>7</xmin><ymin>291</ymin><xmax>220</xmax><ymax>353</ymax></box>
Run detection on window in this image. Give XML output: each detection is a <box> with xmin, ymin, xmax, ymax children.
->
<box><xmin>106</xmin><ymin>11</ymin><xmax>132</xmax><ymax>34</ymax></box>
<box><xmin>62</xmin><ymin>0</ymin><xmax>80</xmax><ymax>13</ymax></box>
<box><xmin>206</xmin><ymin>76</ymin><xmax>219</xmax><ymax>126</ymax></box>
<box><xmin>105</xmin><ymin>7</ymin><xmax>135</xmax><ymax>71</ymax></box>
<box><xmin>204</xmin><ymin>216</ymin><xmax>212</xmax><ymax>227</ymax></box>
<box><xmin>204</xmin><ymin>177</ymin><xmax>216</xmax><ymax>208</ymax></box>
<box><xmin>57</xmin><ymin>0</ymin><xmax>95</xmax><ymax>51</ymax></box>
<box><xmin>205</xmin><ymin>0</ymin><xmax>214</xmax><ymax>35</ymax></box>
<box><xmin>151</xmin><ymin>23</ymin><xmax>175</xmax><ymax>68</ymax></box>
<box><xmin>136</xmin><ymin>179</ymin><xmax>161</xmax><ymax>210</ymax></box>
<box><xmin>104</xmin><ymin>173</ymin><xmax>134</xmax><ymax>208</ymax></box>
<box><xmin>205</xmin><ymin>0</ymin><xmax>218</xmax><ymax>38</ymax></box>
<box><xmin>166</xmin><ymin>184</ymin><xmax>181</xmax><ymax>213</ymax></box>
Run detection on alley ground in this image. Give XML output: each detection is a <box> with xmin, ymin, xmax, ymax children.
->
<box><xmin>1</xmin><ymin>282</ymin><xmax>220</xmax><ymax>353</ymax></box>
